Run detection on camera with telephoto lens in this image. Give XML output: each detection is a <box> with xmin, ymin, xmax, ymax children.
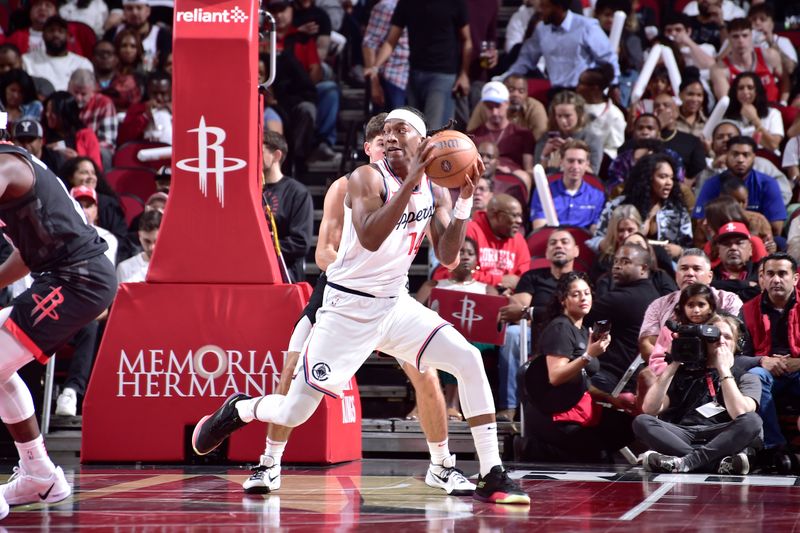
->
<box><xmin>664</xmin><ymin>320</ymin><xmax>721</xmax><ymax>372</ymax></box>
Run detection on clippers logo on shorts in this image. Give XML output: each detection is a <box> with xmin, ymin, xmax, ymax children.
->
<box><xmin>176</xmin><ymin>116</ymin><xmax>247</xmax><ymax>208</ymax></box>
<box><xmin>312</xmin><ymin>362</ymin><xmax>331</xmax><ymax>382</ymax></box>
<box><xmin>31</xmin><ymin>286</ymin><xmax>65</xmax><ymax>326</ymax></box>
<box><xmin>451</xmin><ymin>295</ymin><xmax>482</xmax><ymax>333</ymax></box>
<box><xmin>176</xmin><ymin>6</ymin><xmax>248</xmax><ymax>24</ymax></box>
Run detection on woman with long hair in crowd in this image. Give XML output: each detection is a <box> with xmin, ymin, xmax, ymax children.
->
<box><xmin>0</xmin><ymin>69</ymin><xmax>42</xmax><ymax>125</ymax></box>
<box><xmin>676</xmin><ymin>76</ymin><xmax>709</xmax><ymax>144</ymax></box>
<box><xmin>591</xmin><ymin>204</ymin><xmax>642</xmax><ymax>282</ymax></box>
<box><xmin>60</xmin><ymin>156</ymin><xmax>132</xmax><ymax>260</ymax></box>
<box><xmin>44</xmin><ymin>91</ymin><xmax>103</xmax><ymax>170</ymax></box>
<box><xmin>518</xmin><ymin>271</ymin><xmax>634</xmax><ymax>462</ymax></box>
<box><xmin>535</xmin><ymin>90</ymin><xmax>605</xmax><ymax>175</ymax></box>
<box><xmin>723</xmin><ymin>72</ymin><xmax>784</xmax><ymax>152</ymax></box>
<box><xmin>595</xmin><ymin>153</ymin><xmax>692</xmax><ymax>260</ymax></box>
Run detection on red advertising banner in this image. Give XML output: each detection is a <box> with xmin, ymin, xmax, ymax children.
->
<box><xmin>148</xmin><ymin>0</ymin><xmax>281</xmax><ymax>284</ymax></box>
<box><xmin>429</xmin><ymin>289</ymin><xmax>509</xmax><ymax>345</ymax></box>
<box><xmin>82</xmin><ymin>0</ymin><xmax>361</xmax><ymax>464</ymax></box>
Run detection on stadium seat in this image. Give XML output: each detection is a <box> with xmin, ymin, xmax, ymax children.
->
<box><xmin>106</xmin><ymin>167</ymin><xmax>157</xmax><ymax>226</ymax></box>
<box><xmin>546</xmin><ymin>172</ymin><xmax>604</xmax><ymax>193</ymax></box>
<box><xmin>67</xmin><ymin>21</ymin><xmax>97</xmax><ymax>58</ymax></box>
<box><xmin>777</xmin><ymin>30</ymin><xmax>800</xmax><ymax>50</ymax></box>
<box><xmin>113</xmin><ymin>141</ymin><xmax>171</xmax><ymax>170</ymax></box>
<box><xmin>527</xmin><ymin>78</ymin><xmax>551</xmax><ymax>105</ymax></box>
<box><xmin>494</xmin><ymin>172</ymin><xmax>530</xmax><ymax>222</ymax></box>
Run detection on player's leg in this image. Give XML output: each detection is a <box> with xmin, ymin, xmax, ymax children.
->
<box><xmin>382</xmin><ymin>296</ymin><xmax>529</xmax><ymax>504</ymax></box>
<box><xmin>194</xmin><ymin>289</ymin><xmax>385</xmax><ymax>454</ymax></box>
<box><xmin>402</xmin><ymin>363</ymin><xmax>475</xmax><ymax>495</ymax></box>
<box><xmin>0</xmin><ymin>307</ymin><xmax>70</xmax><ymax>517</ymax></box>
<box><xmin>243</xmin><ymin>316</ymin><xmax>309</xmax><ymax>494</ymax></box>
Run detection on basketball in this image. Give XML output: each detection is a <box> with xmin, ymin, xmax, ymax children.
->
<box><xmin>425</xmin><ymin>130</ymin><xmax>478</xmax><ymax>188</ymax></box>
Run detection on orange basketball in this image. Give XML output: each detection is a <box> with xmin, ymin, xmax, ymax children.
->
<box><xmin>425</xmin><ymin>130</ymin><xmax>478</xmax><ymax>188</ymax></box>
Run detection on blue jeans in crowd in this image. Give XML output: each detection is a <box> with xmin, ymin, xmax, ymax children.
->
<box><xmin>315</xmin><ymin>80</ymin><xmax>340</xmax><ymax>147</ymax></box>
<box><xmin>380</xmin><ymin>78</ymin><xmax>407</xmax><ymax>112</ymax></box>
<box><xmin>749</xmin><ymin>367</ymin><xmax>800</xmax><ymax>449</ymax></box>
<box><xmin>498</xmin><ymin>324</ymin><xmax>531</xmax><ymax>410</ymax></box>
<box><xmin>406</xmin><ymin>69</ymin><xmax>456</xmax><ymax>130</ymax></box>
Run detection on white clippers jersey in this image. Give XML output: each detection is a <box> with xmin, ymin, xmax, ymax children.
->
<box><xmin>326</xmin><ymin>159</ymin><xmax>435</xmax><ymax>297</ymax></box>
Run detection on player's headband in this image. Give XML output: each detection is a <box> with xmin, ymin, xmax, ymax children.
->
<box><xmin>385</xmin><ymin>109</ymin><xmax>427</xmax><ymax>137</ymax></box>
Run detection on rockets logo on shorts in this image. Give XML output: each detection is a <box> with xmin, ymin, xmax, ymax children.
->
<box><xmin>312</xmin><ymin>362</ymin><xmax>331</xmax><ymax>381</ymax></box>
<box><xmin>31</xmin><ymin>286</ymin><xmax>65</xmax><ymax>326</ymax></box>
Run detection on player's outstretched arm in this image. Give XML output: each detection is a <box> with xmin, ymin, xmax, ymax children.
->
<box><xmin>428</xmin><ymin>160</ymin><xmax>481</xmax><ymax>269</ymax></box>
<box><xmin>315</xmin><ymin>176</ymin><xmax>348</xmax><ymax>271</ymax></box>
<box><xmin>349</xmin><ymin>143</ymin><xmax>434</xmax><ymax>251</ymax></box>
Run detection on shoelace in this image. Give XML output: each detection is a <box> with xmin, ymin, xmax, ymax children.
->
<box><xmin>250</xmin><ymin>465</ymin><xmax>268</xmax><ymax>479</ymax></box>
<box><xmin>440</xmin><ymin>466</ymin><xmax>470</xmax><ymax>485</ymax></box>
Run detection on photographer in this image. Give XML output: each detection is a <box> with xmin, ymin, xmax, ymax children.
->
<box><xmin>519</xmin><ymin>271</ymin><xmax>634</xmax><ymax>462</ymax></box>
<box><xmin>634</xmin><ymin>314</ymin><xmax>762</xmax><ymax>475</ymax></box>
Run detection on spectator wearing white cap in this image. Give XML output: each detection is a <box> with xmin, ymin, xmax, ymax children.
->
<box><xmin>468</xmin><ymin>81</ymin><xmax>535</xmax><ymax>191</ymax></box>
<box><xmin>103</xmin><ymin>0</ymin><xmax>172</xmax><ymax>73</ymax></box>
<box><xmin>468</xmin><ymin>74</ymin><xmax>548</xmax><ymax>142</ymax></box>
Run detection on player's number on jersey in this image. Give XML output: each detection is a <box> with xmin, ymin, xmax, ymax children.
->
<box><xmin>408</xmin><ymin>232</ymin><xmax>424</xmax><ymax>256</ymax></box>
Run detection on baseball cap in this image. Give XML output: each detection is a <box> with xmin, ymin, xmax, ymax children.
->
<box><xmin>481</xmin><ymin>81</ymin><xmax>509</xmax><ymax>104</ymax></box>
<box><xmin>13</xmin><ymin>119</ymin><xmax>43</xmax><ymax>140</ymax></box>
<box><xmin>716</xmin><ymin>221</ymin><xmax>751</xmax><ymax>242</ymax></box>
<box><xmin>70</xmin><ymin>185</ymin><xmax>97</xmax><ymax>204</ymax></box>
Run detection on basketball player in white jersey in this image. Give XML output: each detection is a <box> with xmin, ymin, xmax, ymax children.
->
<box><xmin>243</xmin><ymin>113</ymin><xmax>474</xmax><ymax>497</ymax></box>
<box><xmin>194</xmin><ymin>107</ymin><xmax>530</xmax><ymax>504</ymax></box>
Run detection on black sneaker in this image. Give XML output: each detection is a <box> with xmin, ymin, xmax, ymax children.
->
<box><xmin>718</xmin><ymin>453</ymin><xmax>750</xmax><ymax>475</ymax></box>
<box><xmin>642</xmin><ymin>451</ymin><xmax>680</xmax><ymax>473</ymax></box>
<box><xmin>192</xmin><ymin>393</ymin><xmax>252</xmax><ymax>455</ymax></box>
<box><xmin>473</xmin><ymin>466</ymin><xmax>530</xmax><ymax>504</ymax></box>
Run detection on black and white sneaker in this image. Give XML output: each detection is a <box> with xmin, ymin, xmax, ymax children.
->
<box><xmin>473</xmin><ymin>466</ymin><xmax>530</xmax><ymax>504</ymax></box>
<box><xmin>642</xmin><ymin>451</ymin><xmax>682</xmax><ymax>473</ymax></box>
<box><xmin>243</xmin><ymin>455</ymin><xmax>281</xmax><ymax>494</ymax></box>
<box><xmin>425</xmin><ymin>455</ymin><xmax>475</xmax><ymax>496</ymax></box>
<box><xmin>192</xmin><ymin>393</ymin><xmax>252</xmax><ymax>455</ymax></box>
<box><xmin>718</xmin><ymin>453</ymin><xmax>750</xmax><ymax>475</ymax></box>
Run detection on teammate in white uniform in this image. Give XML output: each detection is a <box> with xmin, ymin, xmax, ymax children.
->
<box><xmin>243</xmin><ymin>114</ymin><xmax>474</xmax><ymax>497</ymax></box>
<box><xmin>193</xmin><ymin>107</ymin><xmax>530</xmax><ymax>504</ymax></box>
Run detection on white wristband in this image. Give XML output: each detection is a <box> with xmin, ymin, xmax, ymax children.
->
<box><xmin>453</xmin><ymin>196</ymin><xmax>473</xmax><ymax>220</ymax></box>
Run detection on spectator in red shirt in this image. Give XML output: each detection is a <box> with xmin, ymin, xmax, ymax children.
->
<box><xmin>4</xmin><ymin>0</ymin><xmax>88</xmax><ymax>56</ymax></box>
<box><xmin>437</xmin><ymin>193</ymin><xmax>530</xmax><ymax>290</ymax></box>
<box><xmin>116</xmin><ymin>71</ymin><xmax>171</xmax><ymax>146</ymax></box>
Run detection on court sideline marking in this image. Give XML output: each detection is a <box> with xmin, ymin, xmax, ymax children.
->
<box><xmin>619</xmin><ymin>482</ymin><xmax>675</xmax><ymax>521</ymax></box>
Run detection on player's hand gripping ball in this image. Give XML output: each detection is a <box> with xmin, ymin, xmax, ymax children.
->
<box><xmin>424</xmin><ymin>130</ymin><xmax>479</xmax><ymax>188</ymax></box>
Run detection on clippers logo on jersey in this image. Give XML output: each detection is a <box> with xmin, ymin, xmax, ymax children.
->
<box><xmin>31</xmin><ymin>286</ymin><xmax>65</xmax><ymax>326</ymax></box>
<box><xmin>312</xmin><ymin>362</ymin><xmax>331</xmax><ymax>382</ymax></box>
<box><xmin>176</xmin><ymin>116</ymin><xmax>247</xmax><ymax>208</ymax></box>
<box><xmin>451</xmin><ymin>295</ymin><xmax>483</xmax><ymax>333</ymax></box>
<box><xmin>395</xmin><ymin>205</ymin><xmax>435</xmax><ymax>230</ymax></box>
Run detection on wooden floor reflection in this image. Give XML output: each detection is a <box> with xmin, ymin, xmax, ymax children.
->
<box><xmin>1</xmin><ymin>459</ymin><xmax>799</xmax><ymax>531</ymax></box>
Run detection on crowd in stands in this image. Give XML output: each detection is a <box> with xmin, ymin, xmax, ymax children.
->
<box><xmin>4</xmin><ymin>0</ymin><xmax>800</xmax><ymax>474</ymax></box>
